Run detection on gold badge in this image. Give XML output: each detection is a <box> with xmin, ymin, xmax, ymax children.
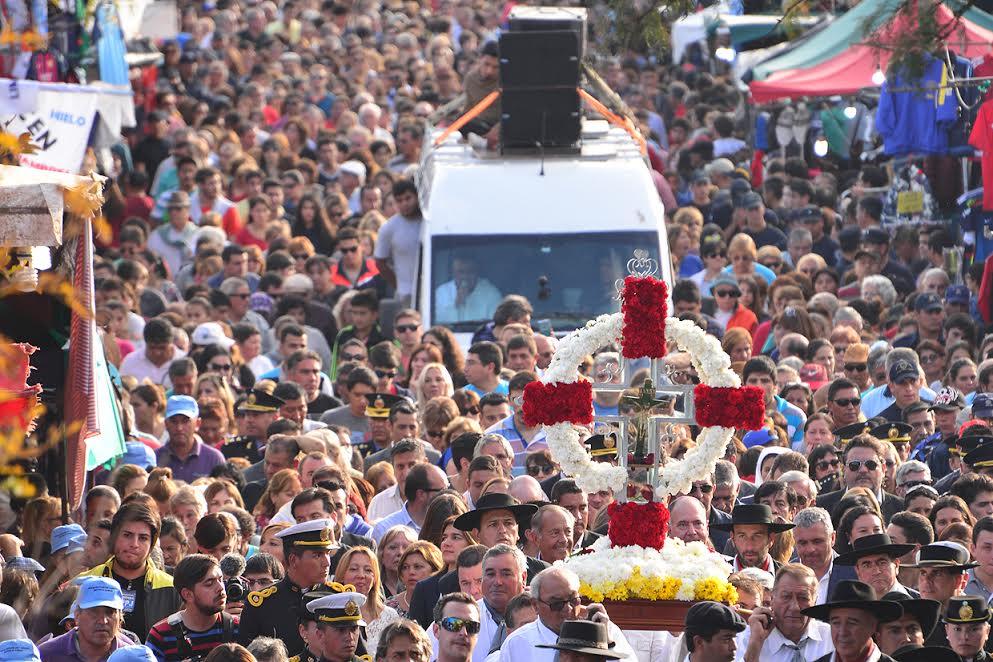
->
<box><xmin>374</xmin><ymin>397</ymin><xmax>385</xmax><ymax>409</ymax></box>
<box><xmin>604</xmin><ymin>435</ymin><xmax>615</xmax><ymax>449</ymax></box>
<box><xmin>320</xmin><ymin>527</ymin><xmax>331</xmax><ymax>542</ymax></box>
<box><xmin>888</xmin><ymin>427</ymin><xmax>899</xmax><ymax>439</ymax></box>
<box><xmin>345</xmin><ymin>599</ymin><xmax>359</xmax><ymax>616</ymax></box>
<box><xmin>247</xmin><ymin>393</ymin><xmax>256</xmax><ymax>405</ymax></box>
<box><xmin>960</xmin><ymin>602</ymin><xmax>974</xmax><ymax>621</ymax></box>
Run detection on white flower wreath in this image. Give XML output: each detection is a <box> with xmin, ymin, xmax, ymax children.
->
<box><xmin>541</xmin><ymin>315</ymin><xmax>738</xmax><ymax>498</ymax></box>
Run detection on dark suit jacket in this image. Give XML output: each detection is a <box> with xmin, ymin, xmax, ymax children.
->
<box><xmin>814</xmin><ymin>653</ymin><xmax>895</xmax><ymax>662</ymax></box>
<box><xmin>407</xmin><ymin>569</ymin><xmax>452</xmax><ymax>629</ymax></box>
<box><xmin>577</xmin><ymin>530</ymin><xmax>602</xmax><ymax>550</ymax></box>
<box><xmin>709</xmin><ymin>507</ymin><xmax>733</xmax><ymax>553</ymax></box>
<box><xmin>815</xmin><ymin>488</ymin><xmax>904</xmax><ymax>523</ymax></box>
<box><xmin>826</xmin><ymin>563</ymin><xmax>858</xmax><ymax>600</ymax></box>
<box><xmin>242</xmin><ymin>480</ymin><xmax>265</xmax><ymax>513</ymax></box>
<box><xmin>242</xmin><ymin>460</ymin><xmax>265</xmax><ymax>485</ymax></box>
<box><xmin>526</xmin><ymin>556</ymin><xmax>549</xmax><ymax>581</ymax></box>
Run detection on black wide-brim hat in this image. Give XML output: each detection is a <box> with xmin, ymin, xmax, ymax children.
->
<box><xmin>835</xmin><ymin>533</ymin><xmax>916</xmax><ymax>566</ymax></box>
<box><xmin>536</xmin><ymin>620</ymin><xmax>623</xmax><ymax>660</ymax></box>
<box><xmin>801</xmin><ymin>580</ymin><xmax>903</xmax><ymax>623</ymax></box>
<box><xmin>893</xmin><ymin>644</ymin><xmax>962</xmax><ymax>662</ymax></box>
<box><xmin>453</xmin><ymin>493</ymin><xmax>539</xmax><ymax>532</ymax></box>
<box><xmin>882</xmin><ymin>592</ymin><xmax>942</xmax><ymax>641</ymax></box>
<box><xmin>711</xmin><ymin>504</ymin><xmax>795</xmax><ymax>533</ymax></box>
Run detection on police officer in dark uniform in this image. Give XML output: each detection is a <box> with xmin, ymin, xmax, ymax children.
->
<box><xmin>224</xmin><ymin>388</ymin><xmax>285</xmax><ymax>463</ymax></box>
<box><xmin>834</xmin><ymin>422</ymin><xmax>871</xmax><ymax>447</ymax></box>
<box><xmin>942</xmin><ymin>596</ymin><xmax>992</xmax><ymax>662</ymax></box>
<box><xmin>291</xmin><ymin>590</ymin><xmax>332</xmax><ymax>662</ymax></box>
<box><xmin>872</xmin><ymin>422</ymin><xmax>914</xmax><ymax>463</ymax></box>
<box><xmin>305</xmin><ymin>590</ymin><xmax>371</xmax><ymax>662</ymax></box>
<box><xmin>354</xmin><ymin>393</ymin><xmax>405</xmax><ymax>459</ymax></box>
<box><xmin>238</xmin><ymin>519</ymin><xmax>335</xmax><ymax>656</ymax></box>
<box><xmin>936</xmin><ymin>434</ymin><xmax>993</xmax><ymax>494</ymax></box>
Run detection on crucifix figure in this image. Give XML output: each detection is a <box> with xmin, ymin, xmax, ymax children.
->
<box><xmin>620</xmin><ymin>378</ymin><xmax>670</xmax><ymax>466</ymax></box>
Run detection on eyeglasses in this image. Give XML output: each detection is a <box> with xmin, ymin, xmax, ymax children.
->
<box><xmin>832</xmin><ymin>397</ymin><xmax>861</xmax><ymax>408</ymax></box>
<box><xmin>246</xmin><ymin>577</ymin><xmax>274</xmax><ymax>589</ymax></box>
<box><xmin>763</xmin><ymin>261</ymin><xmax>783</xmax><ymax>269</ymax></box>
<box><xmin>340</xmin><ymin>245</ymin><xmax>359</xmax><ymax>253</ymax></box>
<box><xmin>396</xmin><ymin>324</ymin><xmax>419</xmax><ymax>333</ymax></box>
<box><xmin>439</xmin><ymin>617</ymin><xmax>481</xmax><ymax>634</ymax></box>
<box><xmin>690</xmin><ymin>483</ymin><xmax>714</xmax><ymax>493</ymax></box>
<box><xmin>427</xmin><ymin>430</ymin><xmax>444</xmax><ymax>439</ymax></box>
<box><xmin>920</xmin><ymin>354</ymin><xmax>941</xmax><ymax>365</ymax></box>
<box><xmin>539</xmin><ymin>595</ymin><xmax>582</xmax><ymax>612</ymax></box>
<box><xmin>847</xmin><ymin>459</ymin><xmax>880</xmax><ymax>472</ymax></box>
<box><xmin>209</xmin><ymin>363</ymin><xmax>233</xmax><ymax>372</ymax></box>
<box><xmin>342</xmin><ymin>353</ymin><xmax>366</xmax><ymax>362</ymax></box>
<box><xmin>527</xmin><ymin>464</ymin><xmax>554</xmax><ymax>476</ymax></box>
<box><xmin>844</xmin><ymin>364</ymin><xmax>868</xmax><ymax>372</ymax></box>
<box><xmin>292</xmin><ymin>253</ymin><xmax>309</xmax><ymax>260</ymax></box>
<box><xmin>375</xmin><ymin>369</ymin><xmax>397</xmax><ymax>379</ymax></box>
<box><xmin>815</xmin><ymin>459</ymin><xmax>840</xmax><ymax>471</ymax></box>
<box><xmin>714</xmin><ymin>289</ymin><xmax>740</xmax><ymax>298</ymax></box>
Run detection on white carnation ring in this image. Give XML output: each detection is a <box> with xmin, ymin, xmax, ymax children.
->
<box><xmin>542</xmin><ymin>315</ymin><xmax>738</xmax><ymax>498</ymax></box>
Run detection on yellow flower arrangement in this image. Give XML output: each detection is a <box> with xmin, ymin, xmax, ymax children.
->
<box><xmin>578</xmin><ymin>567</ymin><xmax>737</xmax><ymax>605</ymax></box>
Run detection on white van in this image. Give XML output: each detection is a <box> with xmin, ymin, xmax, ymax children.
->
<box><xmin>413</xmin><ymin>120</ymin><xmax>673</xmax><ymax>338</ymax></box>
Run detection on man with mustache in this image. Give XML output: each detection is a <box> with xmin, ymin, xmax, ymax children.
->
<box><xmin>39</xmin><ymin>577</ymin><xmax>137</xmax><ymax>660</ymax></box>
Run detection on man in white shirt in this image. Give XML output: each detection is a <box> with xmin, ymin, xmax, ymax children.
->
<box><xmin>119</xmin><ymin>318</ymin><xmax>186</xmax><ymax>386</ymax></box>
<box><xmin>146</xmin><ymin>190</ymin><xmax>198</xmax><ymax>277</ymax></box>
<box><xmin>736</xmin><ymin>564</ymin><xmax>833</xmax><ymax>662</ymax></box>
<box><xmin>499</xmin><ymin>567</ymin><xmax>635</xmax><ymax>662</ymax></box>
<box><xmin>367</xmin><ymin>439</ymin><xmax>426</xmax><ymax>523</ymax></box>
<box><xmin>800</xmin><ymin>580</ymin><xmax>904</xmax><ymax>662</ymax></box>
<box><xmin>374</xmin><ymin>179</ymin><xmax>422</xmax><ymax>304</ymax></box>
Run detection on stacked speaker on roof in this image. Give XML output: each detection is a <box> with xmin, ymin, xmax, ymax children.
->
<box><xmin>499</xmin><ymin>7</ymin><xmax>587</xmax><ymax>152</ymax></box>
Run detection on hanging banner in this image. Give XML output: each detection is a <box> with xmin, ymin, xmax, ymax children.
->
<box><xmin>2</xmin><ymin>86</ymin><xmax>99</xmax><ymax>173</ymax></box>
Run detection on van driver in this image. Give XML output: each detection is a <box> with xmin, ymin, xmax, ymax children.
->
<box><xmin>435</xmin><ymin>256</ymin><xmax>503</xmax><ymax>323</ymax></box>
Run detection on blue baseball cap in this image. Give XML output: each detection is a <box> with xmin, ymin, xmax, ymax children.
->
<box><xmin>165</xmin><ymin>395</ymin><xmax>199</xmax><ymax>420</ymax></box>
<box><xmin>945</xmin><ymin>285</ymin><xmax>970</xmax><ymax>304</ymax></box>
<box><xmin>914</xmin><ymin>293</ymin><xmax>943</xmax><ymax>313</ymax></box>
<box><xmin>743</xmin><ymin>429</ymin><xmax>777</xmax><ymax>448</ymax></box>
<box><xmin>119</xmin><ymin>441</ymin><xmax>156</xmax><ymax>469</ymax></box>
<box><xmin>76</xmin><ymin>576</ymin><xmax>125</xmax><ymax>611</ymax></box>
<box><xmin>974</xmin><ymin>393</ymin><xmax>993</xmax><ymax>419</ymax></box>
<box><xmin>4</xmin><ymin>556</ymin><xmax>44</xmax><ymax>573</ymax></box>
<box><xmin>0</xmin><ymin>640</ymin><xmax>40</xmax><ymax>662</ymax></box>
<box><xmin>51</xmin><ymin>523</ymin><xmax>86</xmax><ymax>553</ymax></box>
<box><xmin>108</xmin><ymin>646</ymin><xmax>157</xmax><ymax>662</ymax></box>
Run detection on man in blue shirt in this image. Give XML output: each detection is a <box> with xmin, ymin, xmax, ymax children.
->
<box><xmin>465</xmin><ymin>341</ymin><xmax>509</xmax><ymax>397</ymax></box>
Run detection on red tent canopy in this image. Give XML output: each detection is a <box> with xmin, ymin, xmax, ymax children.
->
<box><xmin>750</xmin><ymin>3</ymin><xmax>993</xmax><ymax>102</ymax></box>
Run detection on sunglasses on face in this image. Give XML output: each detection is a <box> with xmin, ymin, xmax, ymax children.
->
<box><xmin>690</xmin><ymin>483</ymin><xmax>714</xmax><ymax>493</ymax></box>
<box><xmin>427</xmin><ymin>430</ymin><xmax>444</xmax><ymax>439</ymax></box>
<box><xmin>375</xmin><ymin>369</ymin><xmax>397</xmax><ymax>379</ymax></box>
<box><xmin>920</xmin><ymin>354</ymin><xmax>941</xmax><ymax>365</ymax></box>
<box><xmin>847</xmin><ymin>459</ymin><xmax>880</xmax><ymax>472</ymax></box>
<box><xmin>539</xmin><ymin>595</ymin><xmax>582</xmax><ymax>612</ymax></box>
<box><xmin>833</xmin><ymin>397</ymin><xmax>861</xmax><ymax>407</ymax></box>
<box><xmin>209</xmin><ymin>363</ymin><xmax>233</xmax><ymax>372</ymax></box>
<box><xmin>901</xmin><ymin>479</ymin><xmax>933</xmax><ymax>489</ymax></box>
<box><xmin>527</xmin><ymin>464</ymin><xmax>554</xmax><ymax>476</ymax></box>
<box><xmin>704</xmin><ymin>251</ymin><xmax>726</xmax><ymax>259</ymax></box>
<box><xmin>439</xmin><ymin>617</ymin><xmax>480</xmax><ymax>634</ymax></box>
<box><xmin>714</xmin><ymin>289</ymin><xmax>740</xmax><ymax>298</ymax></box>
<box><xmin>396</xmin><ymin>324</ymin><xmax>419</xmax><ymax>333</ymax></box>
<box><xmin>340</xmin><ymin>245</ymin><xmax>359</xmax><ymax>253</ymax></box>
<box><xmin>815</xmin><ymin>459</ymin><xmax>840</xmax><ymax>471</ymax></box>
<box><xmin>845</xmin><ymin>364</ymin><xmax>868</xmax><ymax>372</ymax></box>
<box><xmin>292</xmin><ymin>253</ymin><xmax>309</xmax><ymax>260</ymax></box>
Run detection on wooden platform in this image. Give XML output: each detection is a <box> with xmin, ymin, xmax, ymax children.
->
<box><xmin>598</xmin><ymin>599</ymin><xmax>695</xmax><ymax>632</ymax></box>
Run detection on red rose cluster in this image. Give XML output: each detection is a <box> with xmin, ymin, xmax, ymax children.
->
<box><xmin>693</xmin><ymin>384</ymin><xmax>766</xmax><ymax>431</ymax></box>
<box><xmin>521</xmin><ymin>379</ymin><xmax>594</xmax><ymax>427</ymax></box>
<box><xmin>607</xmin><ymin>501</ymin><xmax>670</xmax><ymax>550</ymax></box>
<box><xmin>620</xmin><ymin>276</ymin><xmax>668</xmax><ymax>359</ymax></box>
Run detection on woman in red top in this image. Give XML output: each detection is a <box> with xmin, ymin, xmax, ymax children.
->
<box><xmin>233</xmin><ymin>196</ymin><xmax>273</xmax><ymax>250</ymax></box>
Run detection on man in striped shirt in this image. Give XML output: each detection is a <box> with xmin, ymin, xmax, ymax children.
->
<box><xmin>146</xmin><ymin>555</ymin><xmax>238</xmax><ymax>661</ymax></box>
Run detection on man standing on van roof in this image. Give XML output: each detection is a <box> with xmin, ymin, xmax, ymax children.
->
<box><xmin>375</xmin><ymin>178</ymin><xmax>422</xmax><ymax>306</ymax></box>
<box><xmin>461</xmin><ymin>41</ymin><xmax>501</xmax><ymax>138</ymax></box>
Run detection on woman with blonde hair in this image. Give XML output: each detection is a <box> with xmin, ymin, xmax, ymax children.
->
<box><xmin>404</xmin><ymin>344</ymin><xmax>444</xmax><ymax>389</ymax></box>
<box><xmin>253</xmin><ymin>468</ymin><xmax>302</xmax><ymax>529</ymax></box>
<box><xmin>21</xmin><ymin>495</ymin><xmax>62</xmax><ymax>561</ymax></box>
<box><xmin>335</xmin><ymin>546</ymin><xmax>400</xmax><ymax>651</ymax></box>
<box><xmin>386</xmin><ymin>541</ymin><xmax>444</xmax><ymax>617</ymax></box>
<box><xmin>194</xmin><ymin>374</ymin><xmax>236</xmax><ymax>424</ymax></box>
<box><xmin>259</xmin><ymin>522</ymin><xmax>290</xmax><ymax>565</ymax></box>
<box><xmin>377</xmin><ymin>526</ymin><xmax>417</xmax><ymax>598</ymax></box>
<box><xmin>110</xmin><ymin>464</ymin><xmax>149</xmax><ymax>500</ymax></box>
<box><xmin>204</xmin><ymin>480</ymin><xmax>244</xmax><ymax>513</ymax></box>
<box><xmin>413</xmin><ymin>363</ymin><xmax>455</xmax><ymax>404</ymax></box>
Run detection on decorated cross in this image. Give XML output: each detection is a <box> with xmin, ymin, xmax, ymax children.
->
<box><xmin>522</xmin><ymin>250</ymin><xmax>765</xmax><ymax>508</ymax></box>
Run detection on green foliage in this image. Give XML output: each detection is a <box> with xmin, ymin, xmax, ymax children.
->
<box><xmin>592</xmin><ymin>0</ymin><xmax>697</xmax><ymax>54</ymax></box>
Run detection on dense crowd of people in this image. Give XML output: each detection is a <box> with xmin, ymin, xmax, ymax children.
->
<box><xmin>1</xmin><ymin>0</ymin><xmax>992</xmax><ymax>662</ymax></box>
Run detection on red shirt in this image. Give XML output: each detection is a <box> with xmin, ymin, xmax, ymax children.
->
<box><xmin>970</xmin><ymin>99</ymin><xmax>993</xmax><ymax>210</ymax></box>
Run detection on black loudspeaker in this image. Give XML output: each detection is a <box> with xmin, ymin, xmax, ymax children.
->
<box><xmin>500</xmin><ymin>87</ymin><xmax>581</xmax><ymax>149</ymax></box>
<box><xmin>508</xmin><ymin>6</ymin><xmax>587</xmax><ymax>56</ymax></box>
<box><xmin>499</xmin><ymin>31</ymin><xmax>580</xmax><ymax>89</ymax></box>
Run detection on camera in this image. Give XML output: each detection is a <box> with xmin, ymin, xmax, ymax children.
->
<box><xmin>225</xmin><ymin>576</ymin><xmax>249</xmax><ymax>602</ymax></box>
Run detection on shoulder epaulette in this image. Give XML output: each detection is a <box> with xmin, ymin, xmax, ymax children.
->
<box><xmin>246</xmin><ymin>585</ymin><xmax>278</xmax><ymax>607</ymax></box>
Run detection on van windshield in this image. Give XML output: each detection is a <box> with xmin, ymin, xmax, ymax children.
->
<box><xmin>430</xmin><ymin>231</ymin><xmax>662</xmax><ymax>332</ymax></box>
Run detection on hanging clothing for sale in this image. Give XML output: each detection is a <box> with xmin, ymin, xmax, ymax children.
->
<box><xmin>973</xmin><ymin>52</ymin><xmax>993</xmax><ymax>103</ymax></box>
<box><xmin>882</xmin><ymin>164</ymin><xmax>935</xmax><ymax>227</ymax></box>
<box><xmin>876</xmin><ymin>55</ymin><xmax>958</xmax><ymax>156</ymax></box>
<box><xmin>969</xmin><ymin>98</ymin><xmax>993</xmax><ymax>211</ymax></box>
<box><xmin>25</xmin><ymin>48</ymin><xmax>67</xmax><ymax>82</ymax></box>
<box><xmin>92</xmin><ymin>1</ymin><xmax>127</xmax><ymax>85</ymax></box>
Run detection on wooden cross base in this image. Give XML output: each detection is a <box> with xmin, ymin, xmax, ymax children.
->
<box><xmin>587</xmin><ymin>598</ymin><xmax>696</xmax><ymax>632</ymax></box>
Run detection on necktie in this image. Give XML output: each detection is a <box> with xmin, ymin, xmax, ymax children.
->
<box><xmin>783</xmin><ymin>638</ymin><xmax>805</xmax><ymax>662</ymax></box>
